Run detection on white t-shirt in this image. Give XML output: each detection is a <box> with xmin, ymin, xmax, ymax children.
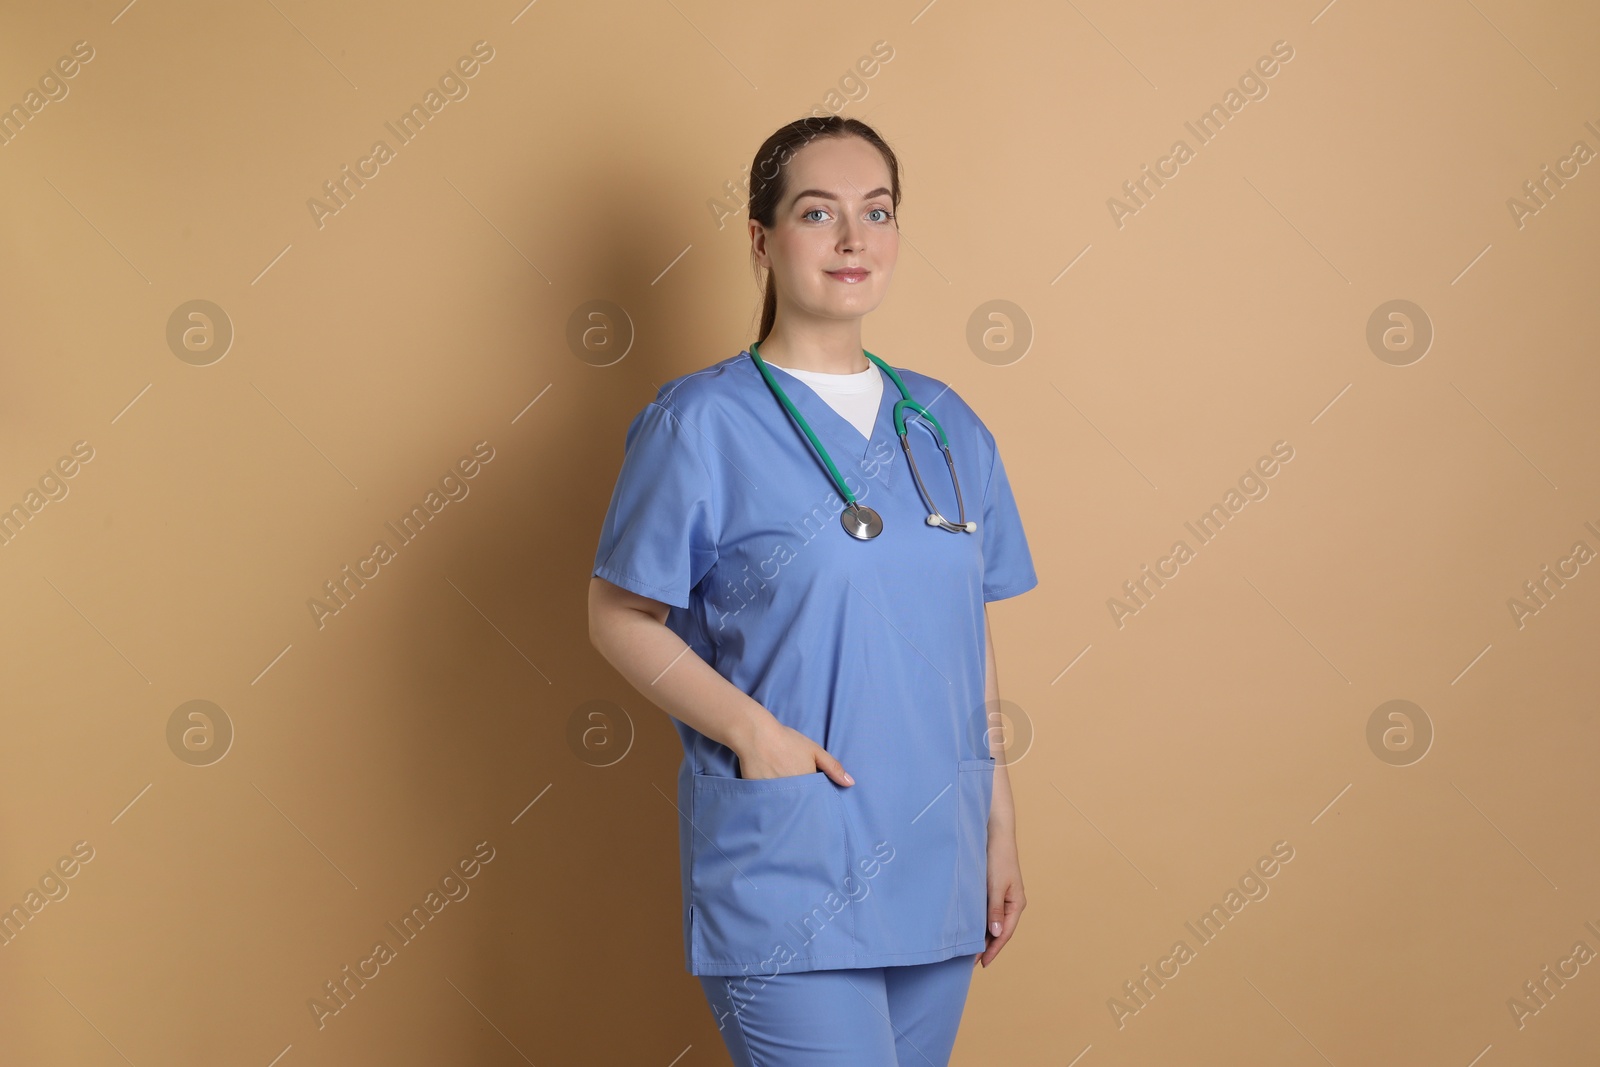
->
<box><xmin>760</xmin><ymin>357</ymin><xmax>884</xmax><ymax>440</ymax></box>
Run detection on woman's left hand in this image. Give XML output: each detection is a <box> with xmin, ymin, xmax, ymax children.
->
<box><xmin>976</xmin><ymin>823</ymin><xmax>1025</xmax><ymax>968</ymax></box>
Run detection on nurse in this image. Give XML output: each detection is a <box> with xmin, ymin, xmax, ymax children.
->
<box><xmin>588</xmin><ymin>115</ymin><xmax>1039</xmax><ymax>1066</ymax></box>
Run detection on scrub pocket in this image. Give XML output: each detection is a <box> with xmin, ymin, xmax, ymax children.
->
<box><xmin>955</xmin><ymin>758</ymin><xmax>996</xmax><ymax>944</ymax></box>
<box><xmin>688</xmin><ymin>770</ymin><xmax>850</xmax><ymax>968</ymax></box>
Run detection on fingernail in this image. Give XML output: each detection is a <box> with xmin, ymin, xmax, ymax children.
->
<box><xmin>990</xmin><ymin>921</ymin><xmax>1002</xmax><ymax>937</ymax></box>
<box><xmin>843</xmin><ymin>772</ymin><xmax>855</xmax><ymax>784</ymax></box>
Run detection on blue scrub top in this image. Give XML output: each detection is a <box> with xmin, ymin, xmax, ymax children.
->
<box><xmin>592</xmin><ymin>349</ymin><xmax>1038</xmax><ymax>977</ymax></box>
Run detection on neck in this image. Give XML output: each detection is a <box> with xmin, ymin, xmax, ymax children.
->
<box><xmin>755</xmin><ymin>321</ymin><xmax>870</xmax><ymax>374</ymax></box>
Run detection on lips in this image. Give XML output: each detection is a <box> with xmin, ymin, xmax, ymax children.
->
<box><xmin>827</xmin><ymin>269</ymin><xmax>870</xmax><ymax>281</ymax></box>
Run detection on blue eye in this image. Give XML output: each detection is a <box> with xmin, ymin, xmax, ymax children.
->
<box><xmin>801</xmin><ymin>206</ymin><xmax>895</xmax><ymax>223</ymax></box>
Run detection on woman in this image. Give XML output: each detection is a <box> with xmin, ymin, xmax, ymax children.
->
<box><xmin>588</xmin><ymin>115</ymin><xmax>1038</xmax><ymax>1066</ymax></box>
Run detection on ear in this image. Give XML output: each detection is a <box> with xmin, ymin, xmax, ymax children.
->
<box><xmin>748</xmin><ymin>219</ymin><xmax>769</xmax><ymax>265</ymax></box>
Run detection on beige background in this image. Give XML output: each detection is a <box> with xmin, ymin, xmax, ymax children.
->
<box><xmin>2</xmin><ymin>0</ymin><xmax>1598</xmax><ymax>1063</ymax></box>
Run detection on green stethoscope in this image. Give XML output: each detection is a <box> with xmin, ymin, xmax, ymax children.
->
<box><xmin>748</xmin><ymin>341</ymin><xmax>976</xmax><ymax>541</ymax></box>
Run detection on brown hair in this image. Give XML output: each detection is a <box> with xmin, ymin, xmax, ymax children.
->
<box><xmin>747</xmin><ymin>116</ymin><xmax>902</xmax><ymax>345</ymax></box>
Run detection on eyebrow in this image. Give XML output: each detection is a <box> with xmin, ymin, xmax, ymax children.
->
<box><xmin>790</xmin><ymin>187</ymin><xmax>893</xmax><ymax>204</ymax></box>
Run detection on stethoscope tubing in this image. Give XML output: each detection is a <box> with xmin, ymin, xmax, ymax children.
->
<box><xmin>748</xmin><ymin>343</ymin><xmax>975</xmax><ymax>534</ymax></box>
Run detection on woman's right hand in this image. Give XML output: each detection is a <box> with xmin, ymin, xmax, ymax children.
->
<box><xmin>736</xmin><ymin>718</ymin><xmax>854</xmax><ymax>786</ymax></box>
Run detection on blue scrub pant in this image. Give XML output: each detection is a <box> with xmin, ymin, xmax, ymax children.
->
<box><xmin>698</xmin><ymin>954</ymin><xmax>977</xmax><ymax>1066</ymax></box>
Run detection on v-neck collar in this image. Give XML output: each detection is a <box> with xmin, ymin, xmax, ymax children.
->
<box><xmin>741</xmin><ymin>351</ymin><xmax>899</xmax><ymax>493</ymax></box>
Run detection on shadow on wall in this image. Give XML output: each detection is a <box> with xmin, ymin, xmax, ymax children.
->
<box><xmin>379</xmin><ymin>156</ymin><xmax>744</xmax><ymax>1060</ymax></box>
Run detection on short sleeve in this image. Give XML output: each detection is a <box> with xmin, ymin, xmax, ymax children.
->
<box><xmin>980</xmin><ymin>436</ymin><xmax>1038</xmax><ymax>602</ymax></box>
<box><xmin>592</xmin><ymin>401</ymin><xmax>719</xmax><ymax>610</ymax></box>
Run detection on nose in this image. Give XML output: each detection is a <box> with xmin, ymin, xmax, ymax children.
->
<box><xmin>839</xmin><ymin>234</ymin><xmax>861</xmax><ymax>254</ymax></box>
<box><xmin>838</xmin><ymin>214</ymin><xmax>864</xmax><ymax>253</ymax></box>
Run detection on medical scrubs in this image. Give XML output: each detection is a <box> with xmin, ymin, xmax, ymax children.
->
<box><xmin>699</xmin><ymin>955</ymin><xmax>976</xmax><ymax>1066</ymax></box>
<box><xmin>592</xmin><ymin>349</ymin><xmax>1038</xmax><ymax>980</ymax></box>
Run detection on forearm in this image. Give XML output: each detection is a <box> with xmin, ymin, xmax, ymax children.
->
<box><xmin>984</xmin><ymin>606</ymin><xmax>1018</xmax><ymax>836</ymax></box>
<box><xmin>588</xmin><ymin>578</ymin><xmax>776</xmax><ymax>757</ymax></box>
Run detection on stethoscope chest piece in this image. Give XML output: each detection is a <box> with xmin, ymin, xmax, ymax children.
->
<box><xmin>840</xmin><ymin>503</ymin><xmax>883</xmax><ymax>540</ymax></box>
